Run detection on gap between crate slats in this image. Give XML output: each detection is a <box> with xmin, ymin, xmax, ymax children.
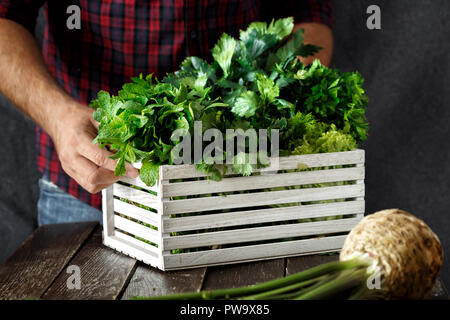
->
<box><xmin>163</xmin><ymin>217</ymin><xmax>361</xmax><ymax>250</ymax></box>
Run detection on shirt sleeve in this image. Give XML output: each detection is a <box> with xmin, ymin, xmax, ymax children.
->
<box><xmin>0</xmin><ymin>0</ymin><xmax>45</xmax><ymax>33</ymax></box>
<box><xmin>261</xmin><ymin>0</ymin><xmax>333</xmax><ymax>29</ymax></box>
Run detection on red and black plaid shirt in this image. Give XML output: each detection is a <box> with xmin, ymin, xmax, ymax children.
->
<box><xmin>0</xmin><ymin>0</ymin><xmax>333</xmax><ymax>210</ymax></box>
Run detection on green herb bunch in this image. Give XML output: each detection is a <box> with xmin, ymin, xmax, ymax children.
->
<box><xmin>91</xmin><ymin>17</ymin><xmax>369</xmax><ymax>186</ymax></box>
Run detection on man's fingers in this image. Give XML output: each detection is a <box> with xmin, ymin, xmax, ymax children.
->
<box><xmin>73</xmin><ymin>156</ymin><xmax>120</xmax><ymax>193</ymax></box>
<box><xmin>78</xmin><ymin>134</ymin><xmax>139</xmax><ymax>178</ymax></box>
<box><xmin>87</xmin><ymin>166</ymin><xmax>121</xmax><ymax>185</ymax></box>
<box><xmin>124</xmin><ymin>161</ymin><xmax>140</xmax><ymax>178</ymax></box>
<box><xmin>79</xmin><ymin>139</ymin><xmax>117</xmax><ymax>171</ymax></box>
<box><xmin>89</xmin><ymin>112</ymin><xmax>100</xmax><ymax>131</ymax></box>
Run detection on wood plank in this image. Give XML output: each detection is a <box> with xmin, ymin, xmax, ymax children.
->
<box><xmin>113</xmin><ymin>183</ymin><xmax>160</xmax><ymax>211</ymax></box>
<box><xmin>120</xmin><ymin>264</ymin><xmax>206</xmax><ymax>299</ymax></box>
<box><xmin>104</xmin><ymin>233</ymin><xmax>162</xmax><ymax>270</ymax></box>
<box><xmin>164</xmin><ymin>167</ymin><xmax>364</xmax><ymax>197</ymax></box>
<box><xmin>119</xmin><ymin>176</ymin><xmax>159</xmax><ymax>194</ymax></box>
<box><xmin>42</xmin><ymin>228</ymin><xmax>137</xmax><ymax>300</ymax></box>
<box><xmin>102</xmin><ymin>187</ymin><xmax>114</xmax><ymax>238</ymax></box>
<box><xmin>113</xmin><ymin>214</ymin><xmax>160</xmax><ymax>245</ymax></box>
<box><xmin>202</xmin><ymin>258</ymin><xmax>285</xmax><ymax>290</ymax></box>
<box><xmin>164</xmin><ymin>200</ymin><xmax>364</xmax><ymax>233</ymax></box>
<box><xmin>164</xmin><ymin>217</ymin><xmax>360</xmax><ymax>250</ymax></box>
<box><xmin>161</xmin><ymin>149</ymin><xmax>364</xmax><ymax>180</ymax></box>
<box><xmin>286</xmin><ymin>253</ymin><xmax>338</xmax><ymax>276</ymax></box>
<box><xmin>114</xmin><ymin>199</ymin><xmax>160</xmax><ymax>228</ymax></box>
<box><xmin>0</xmin><ymin>222</ymin><xmax>97</xmax><ymax>300</ymax></box>
<box><xmin>112</xmin><ymin>230</ymin><xmax>160</xmax><ymax>256</ymax></box>
<box><xmin>165</xmin><ymin>184</ymin><xmax>364</xmax><ymax>214</ymax></box>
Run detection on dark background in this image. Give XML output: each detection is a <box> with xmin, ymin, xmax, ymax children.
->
<box><xmin>1</xmin><ymin>1</ymin><xmax>449</xmax><ymax>289</ymax></box>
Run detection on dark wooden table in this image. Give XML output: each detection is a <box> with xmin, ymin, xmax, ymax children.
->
<box><xmin>0</xmin><ymin>222</ymin><xmax>448</xmax><ymax>300</ymax></box>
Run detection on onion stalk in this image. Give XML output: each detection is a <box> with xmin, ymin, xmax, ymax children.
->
<box><xmin>131</xmin><ymin>209</ymin><xmax>443</xmax><ymax>300</ymax></box>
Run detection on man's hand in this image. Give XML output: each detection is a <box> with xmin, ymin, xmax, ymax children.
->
<box><xmin>294</xmin><ymin>22</ymin><xmax>334</xmax><ymax>66</ymax></box>
<box><xmin>0</xmin><ymin>19</ymin><xmax>139</xmax><ymax>194</ymax></box>
<box><xmin>50</xmin><ymin>103</ymin><xmax>139</xmax><ymax>194</ymax></box>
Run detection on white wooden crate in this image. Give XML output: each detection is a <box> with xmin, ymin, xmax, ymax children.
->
<box><xmin>102</xmin><ymin>149</ymin><xmax>365</xmax><ymax>271</ymax></box>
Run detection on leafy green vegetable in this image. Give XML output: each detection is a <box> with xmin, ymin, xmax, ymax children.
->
<box><xmin>212</xmin><ymin>33</ymin><xmax>237</xmax><ymax>77</ymax></box>
<box><xmin>231</xmin><ymin>90</ymin><xmax>261</xmax><ymax>118</ymax></box>
<box><xmin>256</xmin><ymin>73</ymin><xmax>279</xmax><ymax>103</ymax></box>
<box><xmin>90</xmin><ymin>17</ymin><xmax>369</xmax><ymax>186</ymax></box>
<box><xmin>140</xmin><ymin>160</ymin><xmax>159</xmax><ymax>186</ymax></box>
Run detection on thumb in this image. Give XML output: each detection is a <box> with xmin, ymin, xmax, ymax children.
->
<box><xmin>89</xmin><ymin>111</ymin><xmax>100</xmax><ymax>131</ymax></box>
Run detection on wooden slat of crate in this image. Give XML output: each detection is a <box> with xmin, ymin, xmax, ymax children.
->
<box><xmin>103</xmin><ymin>232</ymin><xmax>162</xmax><ymax>270</ymax></box>
<box><xmin>120</xmin><ymin>175</ymin><xmax>159</xmax><ymax>194</ymax></box>
<box><xmin>113</xmin><ymin>214</ymin><xmax>160</xmax><ymax>245</ymax></box>
<box><xmin>160</xmin><ymin>149</ymin><xmax>364</xmax><ymax>180</ymax></box>
<box><xmin>113</xmin><ymin>183</ymin><xmax>160</xmax><ymax>210</ymax></box>
<box><xmin>163</xmin><ymin>217</ymin><xmax>361</xmax><ymax>250</ymax></box>
<box><xmin>102</xmin><ymin>186</ymin><xmax>114</xmax><ymax>238</ymax></box>
<box><xmin>162</xmin><ymin>235</ymin><xmax>347</xmax><ymax>270</ymax></box>
<box><xmin>113</xmin><ymin>230</ymin><xmax>160</xmax><ymax>256</ymax></box>
<box><xmin>164</xmin><ymin>184</ymin><xmax>364</xmax><ymax>214</ymax></box>
<box><xmin>113</xmin><ymin>199</ymin><xmax>160</xmax><ymax>228</ymax></box>
<box><xmin>163</xmin><ymin>166</ymin><xmax>364</xmax><ymax>197</ymax></box>
<box><xmin>163</xmin><ymin>200</ymin><xmax>364</xmax><ymax>232</ymax></box>
<box><xmin>105</xmin><ymin>236</ymin><xmax>159</xmax><ymax>265</ymax></box>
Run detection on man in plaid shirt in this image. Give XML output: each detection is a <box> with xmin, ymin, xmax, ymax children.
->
<box><xmin>0</xmin><ymin>1</ymin><xmax>333</xmax><ymax>225</ymax></box>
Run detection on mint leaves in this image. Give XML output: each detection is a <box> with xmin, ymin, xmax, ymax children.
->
<box><xmin>140</xmin><ymin>160</ymin><xmax>159</xmax><ymax>187</ymax></box>
<box><xmin>91</xmin><ymin>17</ymin><xmax>369</xmax><ymax>186</ymax></box>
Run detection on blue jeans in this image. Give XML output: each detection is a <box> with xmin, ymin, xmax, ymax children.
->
<box><xmin>37</xmin><ymin>177</ymin><xmax>102</xmax><ymax>226</ymax></box>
